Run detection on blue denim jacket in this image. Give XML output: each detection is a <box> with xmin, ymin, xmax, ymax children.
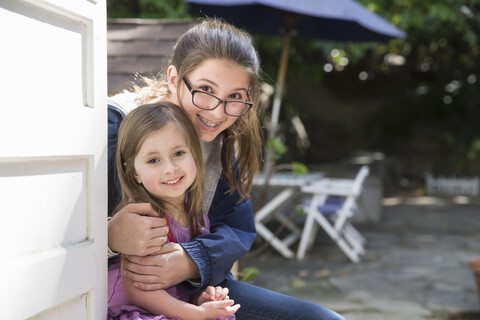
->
<box><xmin>108</xmin><ymin>104</ymin><xmax>256</xmax><ymax>292</ymax></box>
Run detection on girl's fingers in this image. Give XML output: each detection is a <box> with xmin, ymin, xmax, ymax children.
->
<box><xmin>204</xmin><ymin>286</ymin><xmax>216</xmax><ymax>300</ymax></box>
<box><xmin>196</xmin><ymin>291</ymin><xmax>210</xmax><ymax>305</ymax></box>
<box><xmin>214</xmin><ymin>299</ymin><xmax>234</xmax><ymax>308</ymax></box>
<box><xmin>205</xmin><ymin>285</ymin><xmax>231</xmax><ymax>301</ymax></box>
<box><xmin>215</xmin><ymin>286</ymin><xmax>224</xmax><ymax>300</ymax></box>
<box><xmin>219</xmin><ymin>287</ymin><xmax>229</xmax><ymax>300</ymax></box>
<box><xmin>225</xmin><ymin>304</ymin><xmax>241</xmax><ymax>313</ymax></box>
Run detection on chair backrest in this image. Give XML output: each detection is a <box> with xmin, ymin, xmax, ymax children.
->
<box><xmin>297</xmin><ymin>166</ymin><xmax>370</xmax><ymax>262</ymax></box>
<box><xmin>336</xmin><ymin>165</ymin><xmax>369</xmax><ymax>216</ymax></box>
<box><xmin>350</xmin><ymin>165</ymin><xmax>370</xmax><ymax>197</ymax></box>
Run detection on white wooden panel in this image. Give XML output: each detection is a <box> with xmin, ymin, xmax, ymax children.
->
<box><xmin>3</xmin><ymin>243</ymin><xmax>96</xmax><ymax>319</ymax></box>
<box><xmin>28</xmin><ymin>293</ymin><xmax>89</xmax><ymax>320</ymax></box>
<box><xmin>0</xmin><ymin>1</ymin><xmax>90</xmax><ymax>157</ymax></box>
<box><xmin>0</xmin><ymin>0</ymin><xmax>107</xmax><ymax>319</ymax></box>
<box><xmin>0</xmin><ymin>157</ymin><xmax>91</xmax><ymax>259</ymax></box>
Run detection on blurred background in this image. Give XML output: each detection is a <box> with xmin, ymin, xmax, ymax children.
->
<box><xmin>107</xmin><ymin>0</ymin><xmax>480</xmax><ymax>196</ymax></box>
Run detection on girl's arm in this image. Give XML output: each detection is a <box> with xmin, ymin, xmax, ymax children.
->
<box><xmin>121</xmin><ymin>172</ymin><xmax>256</xmax><ymax>292</ymax></box>
<box><xmin>179</xmin><ymin>171</ymin><xmax>256</xmax><ymax>290</ymax></box>
<box><xmin>122</xmin><ymin>260</ymin><xmax>238</xmax><ymax>320</ymax></box>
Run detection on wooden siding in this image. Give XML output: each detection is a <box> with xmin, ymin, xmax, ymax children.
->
<box><xmin>107</xmin><ymin>18</ymin><xmax>193</xmax><ymax>95</ymax></box>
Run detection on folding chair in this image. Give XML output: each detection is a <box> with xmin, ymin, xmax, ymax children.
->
<box><xmin>296</xmin><ymin>165</ymin><xmax>369</xmax><ymax>263</ymax></box>
<box><xmin>253</xmin><ymin>172</ymin><xmax>324</xmax><ymax>258</ymax></box>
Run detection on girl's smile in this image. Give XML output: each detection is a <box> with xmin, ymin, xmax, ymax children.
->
<box><xmin>163</xmin><ymin>176</ymin><xmax>183</xmax><ymax>185</ymax></box>
<box><xmin>133</xmin><ymin>123</ymin><xmax>197</xmax><ymax>204</ymax></box>
<box><xmin>172</xmin><ymin>59</ymin><xmax>251</xmax><ymax>142</ymax></box>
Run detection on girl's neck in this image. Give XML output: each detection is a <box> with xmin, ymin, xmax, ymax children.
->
<box><xmin>163</xmin><ymin>199</ymin><xmax>188</xmax><ymax>227</ymax></box>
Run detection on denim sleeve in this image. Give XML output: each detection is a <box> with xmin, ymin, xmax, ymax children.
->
<box><xmin>107</xmin><ymin>105</ymin><xmax>123</xmax><ymax>217</ymax></box>
<box><xmin>178</xmin><ymin>173</ymin><xmax>256</xmax><ymax>292</ymax></box>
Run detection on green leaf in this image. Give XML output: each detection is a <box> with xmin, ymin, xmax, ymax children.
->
<box><xmin>240</xmin><ymin>266</ymin><xmax>260</xmax><ymax>282</ymax></box>
<box><xmin>266</xmin><ymin>138</ymin><xmax>288</xmax><ymax>157</ymax></box>
<box><xmin>291</xmin><ymin>161</ymin><xmax>308</xmax><ymax>175</ymax></box>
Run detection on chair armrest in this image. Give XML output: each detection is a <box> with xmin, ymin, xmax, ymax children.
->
<box><xmin>301</xmin><ymin>179</ymin><xmax>355</xmax><ymax>196</ymax></box>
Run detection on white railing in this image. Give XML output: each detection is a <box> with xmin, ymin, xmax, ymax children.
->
<box><xmin>425</xmin><ymin>174</ymin><xmax>479</xmax><ymax>197</ymax></box>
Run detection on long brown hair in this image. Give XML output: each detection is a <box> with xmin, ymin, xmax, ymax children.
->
<box><xmin>115</xmin><ymin>102</ymin><xmax>205</xmax><ymax>235</ymax></box>
<box><xmin>137</xmin><ymin>18</ymin><xmax>263</xmax><ymax>200</ymax></box>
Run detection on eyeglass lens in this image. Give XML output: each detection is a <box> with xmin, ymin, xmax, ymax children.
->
<box><xmin>193</xmin><ymin>91</ymin><xmax>250</xmax><ymax>116</ymax></box>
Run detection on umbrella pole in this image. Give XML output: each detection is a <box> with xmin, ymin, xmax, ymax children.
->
<box><xmin>264</xmin><ymin>30</ymin><xmax>292</xmax><ymax>173</ymax></box>
<box><xmin>270</xmin><ymin>30</ymin><xmax>292</xmax><ymax>139</ymax></box>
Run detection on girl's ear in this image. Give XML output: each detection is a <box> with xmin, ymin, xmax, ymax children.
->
<box><xmin>167</xmin><ymin>65</ymin><xmax>178</xmax><ymax>96</ymax></box>
<box><xmin>134</xmin><ymin>172</ymin><xmax>142</xmax><ymax>184</ymax></box>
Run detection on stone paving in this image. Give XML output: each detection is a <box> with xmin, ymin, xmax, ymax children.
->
<box><xmin>242</xmin><ymin>196</ymin><xmax>480</xmax><ymax>320</ymax></box>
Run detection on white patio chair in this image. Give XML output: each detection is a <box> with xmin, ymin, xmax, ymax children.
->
<box><xmin>252</xmin><ymin>172</ymin><xmax>324</xmax><ymax>259</ymax></box>
<box><xmin>296</xmin><ymin>165</ymin><xmax>370</xmax><ymax>263</ymax></box>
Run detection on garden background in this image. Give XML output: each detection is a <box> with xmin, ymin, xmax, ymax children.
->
<box><xmin>107</xmin><ymin>0</ymin><xmax>480</xmax><ymax>194</ymax></box>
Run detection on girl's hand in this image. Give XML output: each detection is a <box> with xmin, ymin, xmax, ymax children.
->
<box><xmin>123</xmin><ymin>242</ymin><xmax>199</xmax><ymax>290</ymax></box>
<box><xmin>108</xmin><ymin>203</ymin><xmax>169</xmax><ymax>256</ymax></box>
<box><xmin>197</xmin><ymin>286</ymin><xmax>230</xmax><ymax>305</ymax></box>
<box><xmin>198</xmin><ymin>299</ymin><xmax>240</xmax><ymax>320</ymax></box>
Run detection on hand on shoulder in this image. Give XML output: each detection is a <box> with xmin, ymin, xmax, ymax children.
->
<box><xmin>108</xmin><ymin>202</ymin><xmax>168</xmax><ymax>255</ymax></box>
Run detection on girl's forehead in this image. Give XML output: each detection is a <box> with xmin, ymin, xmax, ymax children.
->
<box><xmin>189</xmin><ymin>59</ymin><xmax>250</xmax><ymax>89</ymax></box>
<box><xmin>140</xmin><ymin>124</ymin><xmax>187</xmax><ymax>147</ymax></box>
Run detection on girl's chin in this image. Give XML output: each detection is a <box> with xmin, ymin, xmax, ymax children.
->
<box><xmin>196</xmin><ymin>124</ymin><xmax>221</xmax><ymax>142</ymax></box>
<box><xmin>198</xmin><ymin>131</ymin><xmax>220</xmax><ymax>143</ymax></box>
<box><xmin>159</xmin><ymin>194</ymin><xmax>188</xmax><ymax>204</ymax></box>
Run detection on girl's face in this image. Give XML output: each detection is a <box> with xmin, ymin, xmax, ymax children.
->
<box><xmin>169</xmin><ymin>59</ymin><xmax>251</xmax><ymax>142</ymax></box>
<box><xmin>133</xmin><ymin>123</ymin><xmax>197</xmax><ymax>205</ymax></box>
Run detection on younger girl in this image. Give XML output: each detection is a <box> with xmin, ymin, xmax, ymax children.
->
<box><xmin>108</xmin><ymin>102</ymin><xmax>239</xmax><ymax>320</ymax></box>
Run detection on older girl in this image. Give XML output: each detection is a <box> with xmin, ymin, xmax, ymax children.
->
<box><xmin>108</xmin><ymin>18</ymin><xmax>344</xmax><ymax>320</ymax></box>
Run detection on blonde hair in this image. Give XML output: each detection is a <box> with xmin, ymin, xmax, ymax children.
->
<box><xmin>115</xmin><ymin>102</ymin><xmax>205</xmax><ymax>235</ymax></box>
<box><xmin>136</xmin><ymin>18</ymin><xmax>263</xmax><ymax>200</ymax></box>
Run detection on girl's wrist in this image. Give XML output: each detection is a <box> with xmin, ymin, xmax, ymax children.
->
<box><xmin>187</xmin><ymin>305</ymin><xmax>207</xmax><ymax>320</ymax></box>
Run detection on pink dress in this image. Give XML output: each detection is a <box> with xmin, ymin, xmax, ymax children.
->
<box><xmin>108</xmin><ymin>213</ymin><xmax>235</xmax><ymax>320</ymax></box>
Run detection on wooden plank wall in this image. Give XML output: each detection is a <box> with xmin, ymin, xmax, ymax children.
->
<box><xmin>107</xmin><ymin>18</ymin><xmax>193</xmax><ymax>95</ymax></box>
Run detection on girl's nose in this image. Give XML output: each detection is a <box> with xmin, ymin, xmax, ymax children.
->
<box><xmin>163</xmin><ymin>159</ymin><xmax>178</xmax><ymax>174</ymax></box>
<box><xmin>210</xmin><ymin>101</ymin><xmax>227</xmax><ymax>118</ymax></box>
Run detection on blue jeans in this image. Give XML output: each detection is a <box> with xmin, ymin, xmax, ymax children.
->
<box><xmin>220</xmin><ymin>278</ymin><xmax>345</xmax><ymax>320</ymax></box>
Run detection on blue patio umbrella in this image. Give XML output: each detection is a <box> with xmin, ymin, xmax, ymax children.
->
<box><xmin>186</xmin><ymin>0</ymin><xmax>406</xmax><ymax>163</ymax></box>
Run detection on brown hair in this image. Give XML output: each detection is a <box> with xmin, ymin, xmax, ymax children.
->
<box><xmin>115</xmin><ymin>102</ymin><xmax>205</xmax><ymax>235</ymax></box>
<box><xmin>137</xmin><ymin>18</ymin><xmax>263</xmax><ymax>200</ymax></box>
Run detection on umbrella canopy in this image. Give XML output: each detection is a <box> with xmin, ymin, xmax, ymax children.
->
<box><xmin>186</xmin><ymin>0</ymin><xmax>405</xmax><ymax>42</ymax></box>
<box><xmin>186</xmin><ymin>0</ymin><xmax>406</xmax><ymax>169</ymax></box>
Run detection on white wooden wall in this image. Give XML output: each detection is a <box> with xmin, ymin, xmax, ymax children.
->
<box><xmin>0</xmin><ymin>0</ymin><xmax>107</xmax><ymax>318</ymax></box>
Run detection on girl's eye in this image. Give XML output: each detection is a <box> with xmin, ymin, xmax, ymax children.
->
<box><xmin>174</xmin><ymin>150</ymin><xmax>186</xmax><ymax>157</ymax></box>
<box><xmin>229</xmin><ymin>93</ymin><xmax>243</xmax><ymax>100</ymax></box>
<box><xmin>147</xmin><ymin>158</ymin><xmax>159</xmax><ymax>164</ymax></box>
<box><xmin>199</xmin><ymin>85</ymin><xmax>212</xmax><ymax>93</ymax></box>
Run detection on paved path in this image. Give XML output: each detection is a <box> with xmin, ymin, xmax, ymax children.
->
<box><xmin>243</xmin><ymin>196</ymin><xmax>480</xmax><ymax>319</ymax></box>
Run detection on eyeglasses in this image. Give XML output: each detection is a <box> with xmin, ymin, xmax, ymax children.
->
<box><xmin>182</xmin><ymin>78</ymin><xmax>253</xmax><ymax>117</ymax></box>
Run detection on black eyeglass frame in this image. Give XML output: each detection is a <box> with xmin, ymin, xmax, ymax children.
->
<box><xmin>182</xmin><ymin>78</ymin><xmax>253</xmax><ymax>117</ymax></box>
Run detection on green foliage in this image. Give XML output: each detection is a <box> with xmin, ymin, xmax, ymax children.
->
<box><xmin>106</xmin><ymin>0</ymin><xmax>480</xmax><ymax>175</ymax></box>
<box><xmin>354</xmin><ymin>0</ymin><xmax>480</xmax><ymax>175</ymax></box>
<box><xmin>138</xmin><ymin>0</ymin><xmax>190</xmax><ymax>18</ymax></box>
<box><xmin>239</xmin><ymin>266</ymin><xmax>260</xmax><ymax>282</ymax></box>
<box><xmin>107</xmin><ymin>0</ymin><xmax>190</xmax><ymax>19</ymax></box>
<box><xmin>265</xmin><ymin>137</ymin><xmax>308</xmax><ymax>175</ymax></box>
<box><xmin>291</xmin><ymin>161</ymin><xmax>308</xmax><ymax>175</ymax></box>
<box><xmin>266</xmin><ymin>137</ymin><xmax>288</xmax><ymax>160</ymax></box>
<box><xmin>256</xmin><ymin>0</ymin><xmax>480</xmax><ymax>175</ymax></box>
